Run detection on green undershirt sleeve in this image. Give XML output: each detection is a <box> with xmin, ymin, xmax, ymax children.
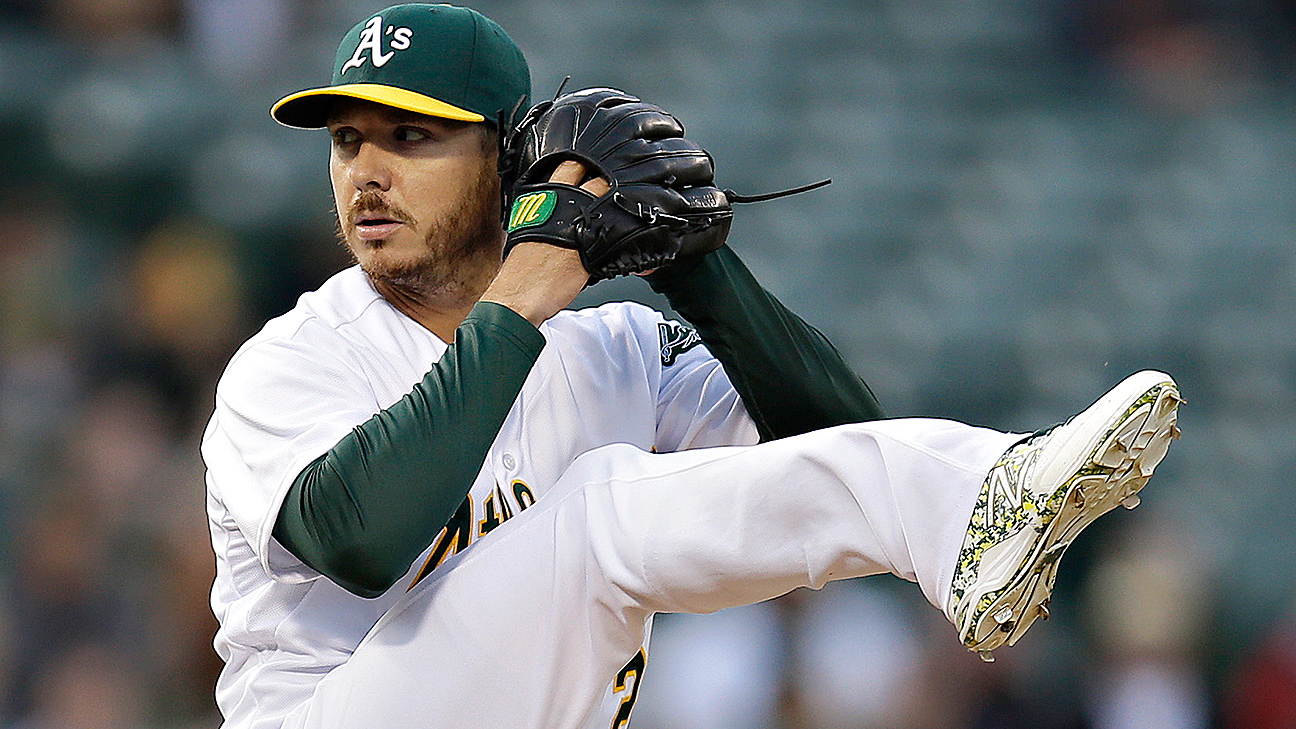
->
<box><xmin>646</xmin><ymin>246</ymin><xmax>885</xmax><ymax>441</ymax></box>
<box><xmin>272</xmin><ymin>301</ymin><xmax>545</xmax><ymax>597</ymax></box>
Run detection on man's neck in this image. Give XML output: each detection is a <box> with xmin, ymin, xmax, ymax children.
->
<box><xmin>372</xmin><ymin>254</ymin><xmax>502</xmax><ymax>342</ymax></box>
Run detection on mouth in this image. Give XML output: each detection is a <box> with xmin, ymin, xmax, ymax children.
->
<box><xmin>353</xmin><ymin>214</ymin><xmax>405</xmax><ymax>242</ymax></box>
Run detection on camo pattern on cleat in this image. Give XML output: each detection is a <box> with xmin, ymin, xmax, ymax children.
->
<box><xmin>945</xmin><ymin>370</ymin><xmax>1182</xmax><ymax>657</ymax></box>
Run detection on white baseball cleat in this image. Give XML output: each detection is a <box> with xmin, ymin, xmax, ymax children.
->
<box><xmin>945</xmin><ymin>370</ymin><xmax>1183</xmax><ymax>662</ymax></box>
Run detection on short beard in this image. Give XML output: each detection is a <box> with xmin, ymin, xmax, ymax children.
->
<box><xmin>339</xmin><ymin>160</ymin><xmax>503</xmax><ymax>300</ymax></box>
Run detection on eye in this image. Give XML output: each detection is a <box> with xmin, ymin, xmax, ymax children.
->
<box><xmin>330</xmin><ymin>127</ymin><xmax>360</xmax><ymax>146</ymax></box>
<box><xmin>394</xmin><ymin>126</ymin><xmax>431</xmax><ymax>143</ymax></box>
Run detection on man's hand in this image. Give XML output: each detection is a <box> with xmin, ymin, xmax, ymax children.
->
<box><xmin>497</xmin><ymin>88</ymin><xmax>734</xmax><ymax>282</ymax></box>
<box><xmin>480</xmin><ymin>160</ymin><xmax>609</xmax><ymax>327</ymax></box>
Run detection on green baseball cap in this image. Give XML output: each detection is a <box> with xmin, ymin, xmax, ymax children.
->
<box><xmin>271</xmin><ymin>3</ymin><xmax>530</xmax><ymax>130</ymax></box>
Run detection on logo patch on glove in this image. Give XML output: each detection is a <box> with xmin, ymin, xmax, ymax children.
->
<box><xmin>507</xmin><ymin>191</ymin><xmax>557</xmax><ymax>232</ymax></box>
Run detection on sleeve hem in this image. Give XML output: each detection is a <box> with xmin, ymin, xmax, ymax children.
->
<box><xmin>464</xmin><ymin>301</ymin><xmax>547</xmax><ymax>355</ymax></box>
<box><xmin>255</xmin><ymin>448</ymin><xmax>332</xmax><ymax>584</ymax></box>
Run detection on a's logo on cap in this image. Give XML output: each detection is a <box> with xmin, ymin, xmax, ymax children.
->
<box><xmin>507</xmin><ymin>191</ymin><xmax>557</xmax><ymax>231</ymax></box>
<box><xmin>341</xmin><ymin>15</ymin><xmax>414</xmax><ymax>74</ymax></box>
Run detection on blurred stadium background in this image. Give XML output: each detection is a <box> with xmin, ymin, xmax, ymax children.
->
<box><xmin>2</xmin><ymin>0</ymin><xmax>1295</xmax><ymax>727</ymax></box>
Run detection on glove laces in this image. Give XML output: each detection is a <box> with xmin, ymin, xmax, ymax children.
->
<box><xmin>724</xmin><ymin>178</ymin><xmax>832</xmax><ymax>204</ymax></box>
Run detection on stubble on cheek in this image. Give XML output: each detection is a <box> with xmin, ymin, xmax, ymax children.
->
<box><xmin>335</xmin><ymin>162</ymin><xmax>504</xmax><ymax>293</ymax></box>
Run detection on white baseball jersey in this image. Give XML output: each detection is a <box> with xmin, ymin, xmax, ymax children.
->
<box><xmin>203</xmin><ymin>264</ymin><xmax>759</xmax><ymax>729</ymax></box>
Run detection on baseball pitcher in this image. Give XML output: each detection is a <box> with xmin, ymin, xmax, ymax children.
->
<box><xmin>202</xmin><ymin>5</ymin><xmax>1182</xmax><ymax>728</ymax></box>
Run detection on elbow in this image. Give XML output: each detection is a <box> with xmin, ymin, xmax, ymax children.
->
<box><xmin>333</xmin><ymin>576</ymin><xmax>394</xmax><ymax>600</ymax></box>
<box><xmin>277</xmin><ymin>509</ymin><xmax>407</xmax><ymax>597</ymax></box>
<box><xmin>317</xmin><ymin>542</ymin><xmax>407</xmax><ymax>598</ymax></box>
<box><xmin>285</xmin><ymin>459</ymin><xmax>406</xmax><ymax>597</ymax></box>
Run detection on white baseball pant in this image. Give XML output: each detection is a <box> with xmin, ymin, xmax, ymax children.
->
<box><xmin>286</xmin><ymin>419</ymin><xmax>1020</xmax><ymax>729</ymax></box>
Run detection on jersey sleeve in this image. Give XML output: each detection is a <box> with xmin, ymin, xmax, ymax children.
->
<box><xmin>204</xmin><ymin>327</ymin><xmax>381</xmax><ymax>583</ymax></box>
<box><xmin>631</xmin><ymin>306</ymin><xmax>760</xmax><ymax>452</ymax></box>
<box><xmin>647</xmin><ymin>246</ymin><xmax>884</xmax><ymax>441</ymax></box>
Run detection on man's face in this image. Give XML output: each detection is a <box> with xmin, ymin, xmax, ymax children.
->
<box><xmin>327</xmin><ymin>99</ymin><xmax>502</xmax><ymax>292</ymax></box>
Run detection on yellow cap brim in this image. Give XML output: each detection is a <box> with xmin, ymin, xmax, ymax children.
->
<box><xmin>271</xmin><ymin>83</ymin><xmax>486</xmax><ymax>129</ymax></box>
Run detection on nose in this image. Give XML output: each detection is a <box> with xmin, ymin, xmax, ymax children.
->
<box><xmin>348</xmin><ymin>141</ymin><xmax>393</xmax><ymax>191</ymax></box>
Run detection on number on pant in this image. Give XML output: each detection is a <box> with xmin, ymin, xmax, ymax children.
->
<box><xmin>610</xmin><ymin>649</ymin><xmax>647</xmax><ymax>729</ymax></box>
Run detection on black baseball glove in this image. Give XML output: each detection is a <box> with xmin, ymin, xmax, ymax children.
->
<box><xmin>497</xmin><ymin>88</ymin><xmax>735</xmax><ymax>282</ymax></box>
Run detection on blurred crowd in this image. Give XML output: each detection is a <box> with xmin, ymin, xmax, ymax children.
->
<box><xmin>1</xmin><ymin>0</ymin><xmax>1296</xmax><ymax>727</ymax></box>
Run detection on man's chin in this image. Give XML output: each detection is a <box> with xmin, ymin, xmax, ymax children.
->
<box><xmin>360</xmin><ymin>255</ymin><xmax>433</xmax><ymax>283</ymax></box>
<box><xmin>349</xmin><ymin>238</ymin><xmax>423</xmax><ymax>271</ymax></box>
<box><xmin>348</xmin><ymin>232</ymin><xmax>401</xmax><ymax>252</ymax></box>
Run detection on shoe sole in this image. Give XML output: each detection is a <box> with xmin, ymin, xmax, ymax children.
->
<box><xmin>957</xmin><ymin>371</ymin><xmax>1182</xmax><ymax>658</ymax></box>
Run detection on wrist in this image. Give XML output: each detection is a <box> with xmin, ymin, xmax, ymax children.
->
<box><xmin>480</xmin><ymin>242</ymin><xmax>588</xmax><ymax>327</ymax></box>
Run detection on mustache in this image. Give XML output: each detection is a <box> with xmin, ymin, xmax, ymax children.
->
<box><xmin>346</xmin><ymin>191</ymin><xmax>415</xmax><ymax>228</ymax></box>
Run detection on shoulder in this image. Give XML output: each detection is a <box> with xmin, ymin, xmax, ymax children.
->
<box><xmin>547</xmin><ymin>300</ymin><xmax>666</xmax><ymax>332</ymax></box>
<box><xmin>543</xmin><ymin>302</ymin><xmax>706</xmax><ymax>369</ymax></box>
<box><xmin>543</xmin><ymin>301</ymin><xmax>666</xmax><ymax>350</ymax></box>
<box><xmin>215</xmin><ymin>267</ymin><xmax>390</xmax><ymax>402</ymax></box>
<box><xmin>266</xmin><ymin>265</ymin><xmax>389</xmax><ymax>340</ymax></box>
